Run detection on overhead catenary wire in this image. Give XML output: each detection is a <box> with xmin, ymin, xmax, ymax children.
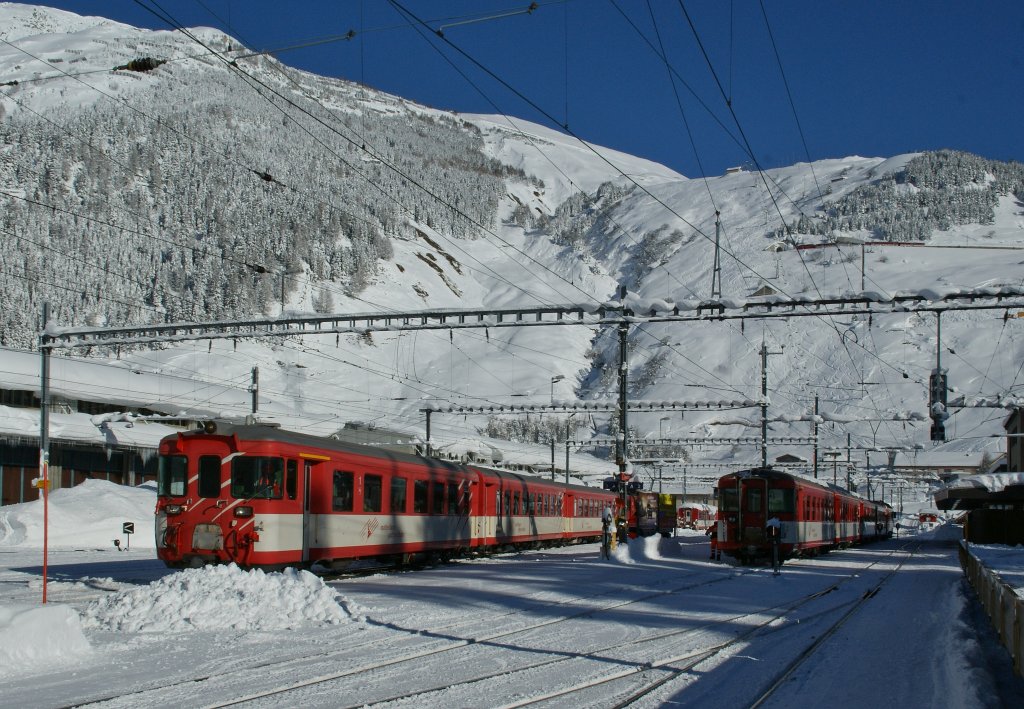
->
<box><xmin>3</xmin><ymin>24</ymin><xmax>602</xmax><ymax>399</ymax></box>
<box><xmin>9</xmin><ymin>2</ymin><xmax>1007</xmax><ymax>456</ymax></box>
<box><xmin>154</xmin><ymin>0</ymin><xmax>747</xmax><ymax>403</ymax></box>
<box><xmin>133</xmin><ymin>0</ymin><xmax>599</xmax><ymax>312</ymax></box>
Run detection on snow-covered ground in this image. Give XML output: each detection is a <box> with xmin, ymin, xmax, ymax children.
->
<box><xmin>1</xmin><ymin>480</ymin><xmax>1023</xmax><ymax>707</ymax></box>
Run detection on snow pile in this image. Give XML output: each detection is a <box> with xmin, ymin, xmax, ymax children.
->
<box><xmin>968</xmin><ymin>543</ymin><xmax>1024</xmax><ymax>597</ymax></box>
<box><xmin>81</xmin><ymin>564</ymin><xmax>358</xmax><ymax>632</ymax></box>
<box><xmin>0</xmin><ymin>603</ymin><xmax>91</xmax><ymax>675</ymax></box>
<box><xmin>0</xmin><ymin>478</ymin><xmax>156</xmax><ymax>548</ymax></box>
<box><xmin>612</xmin><ymin>534</ymin><xmax>683</xmax><ymax>564</ymax></box>
<box><xmin>944</xmin><ymin>473</ymin><xmax>1024</xmax><ymax>493</ymax></box>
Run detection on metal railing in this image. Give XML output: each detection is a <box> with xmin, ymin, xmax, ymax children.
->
<box><xmin>959</xmin><ymin>539</ymin><xmax>1024</xmax><ymax>677</ymax></box>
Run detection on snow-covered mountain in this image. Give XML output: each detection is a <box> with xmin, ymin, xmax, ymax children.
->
<box><xmin>2</xmin><ymin>3</ymin><xmax>1022</xmax><ymax>485</ymax></box>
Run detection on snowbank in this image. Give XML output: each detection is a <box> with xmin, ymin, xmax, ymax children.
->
<box><xmin>945</xmin><ymin>473</ymin><xmax>1024</xmax><ymax>493</ymax></box>
<box><xmin>0</xmin><ymin>478</ymin><xmax>156</xmax><ymax>549</ymax></box>
<box><xmin>611</xmin><ymin>534</ymin><xmax>683</xmax><ymax>564</ymax></box>
<box><xmin>968</xmin><ymin>543</ymin><xmax>1024</xmax><ymax>598</ymax></box>
<box><xmin>0</xmin><ymin>603</ymin><xmax>91</xmax><ymax>675</ymax></box>
<box><xmin>81</xmin><ymin>564</ymin><xmax>359</xmax><ymax>632</ymax></box>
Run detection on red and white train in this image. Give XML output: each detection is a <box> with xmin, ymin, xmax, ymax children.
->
<box><xmin>155</xmin><ymin>423</ymin><xmax>619</xmax><ymax>569</ymax></box>
<box><xmin>714</xmin><ymin>467</ymin><xmax>893</xmax><ymax>564</ymax></box>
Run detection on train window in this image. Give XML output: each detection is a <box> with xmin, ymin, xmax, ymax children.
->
<box><xmin>157</xmin><ymin>454</ymin><xmax>187</xmax><ymax>497</ymax></box>
<box><xmin>413</xmin><ymin>480</ymin><xmax>428</xmax><ymax>513</ymax></box>
<box><xmin>332</xmin><ymin>471</ymin><xmax>354</xmax><ymax>512</ymax></box>
<box><xmin>391</xmin><ymin>477</ymin><xmax>407</xmax><ymax>513</ymax></box>
<box><xmin>504</xmin><ymin>491</ymin><xmax>511</xmax><ymax>516</ymax></box>
<box><xmin>767</xmin><ymin>489</ymin><xmax>794</xmax><ymax>514</ymax></box>
<box><xmin>719</xmin><ymin>488</ymin><xmax>738</xmax><ymax>512</ymax></box>
<box><xmin>513</xmin><ymin>492</ymin><xmax>521</xmax><ymax>515</ymax></box>
<box><xmin>364</xmin><ymin>474</ymin><xmax>383</xmax><ymax>513</ymax></box>
<box><xmin>458</xmin><ymin>483</ymin><xmax>470</xmax><ymax>515</ymax></box>
<box><xmin>746</xmin><ymin>488</ymin><xmax>762</xmax><ymax>513</ymax></box>
<box><xmin>285</xmin><ymin>460</ymin><xmax>297</xmax><ymax>500</ymax></box>
<box><xmin>446</xmin><ymin>482</ymin><xmax>458</xmax><ymax>515</ymax></box>
<box><xmin>432</xmin><ymin>481</ymin><xmax>445</xmax><ymax>515</ymax></box>
<box><xmin>197</xmin><ymin>456</ymin><xmax>220</xmax><ymax>498</ymax></box>
<box><xmin>232</xmin><ymin>457</ymin><xmax>284</xmax><ymax>499</ymax></box>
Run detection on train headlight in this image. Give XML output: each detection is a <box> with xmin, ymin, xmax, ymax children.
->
<box><xmin>234</xmin><ymin>505</ymin><xmax>253</xmax><ymax>518</ymax></box>
<box><xmin>164</xmin><ymin>504</ymin><xmax>183</xmax><ymax>515</ymax></box>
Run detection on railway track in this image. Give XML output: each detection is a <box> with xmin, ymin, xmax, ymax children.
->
<box><xmin>38</xmin><ymin>540</ymin><xmax>918</xmax><ymax>709</ymax></box>
<box><xmin>321</xmin><ymin>541</ymin><xmax>921</xmax><ymax>709</ymax></box>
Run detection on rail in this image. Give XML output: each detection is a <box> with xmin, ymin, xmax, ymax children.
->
<box><xmin>958</xmin><ymin>539</ymin><xmax>1024</xmax><ymax>677</ymax></box>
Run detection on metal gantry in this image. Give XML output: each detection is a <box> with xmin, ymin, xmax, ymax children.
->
<box><xmin>38</xmin><ymin>286</ymin><xmax>1024</xmax><ymax>351</ymax></box>
<box><xmin>36</xmin><ymin>286</ymin><xmax>1024</xmax><ymax>491</ymax></box>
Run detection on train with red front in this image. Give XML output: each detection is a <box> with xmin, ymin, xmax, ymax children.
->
<box><xmin>602</xmin><ymin>475</ymin><xmax>677</xmax><ymax>538</ymax></box>
<box><xmin>154</xmin><ymin>423</ymin><xmax>620</xmax><ymax>569</ymax></box>
<box><xmin>714</xmin><ymin>467</ymin><xmax>893</xmax><ymax>565</ymax></box>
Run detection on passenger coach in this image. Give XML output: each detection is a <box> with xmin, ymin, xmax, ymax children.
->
<box><xmin>714</xmin><ymin>467</ymin><xmax>893</xmax><ymax>564</ymax></box>
<box><xmin>155</xmin><ymin>423</ymin><xmax>616</xmax><ymax>569</ymax></box>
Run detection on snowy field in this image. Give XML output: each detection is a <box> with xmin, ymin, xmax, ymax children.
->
<box><xmin>1</xmin><ymin>481</ymin><xmax>1023</xmax><ymax>707</ymax></box>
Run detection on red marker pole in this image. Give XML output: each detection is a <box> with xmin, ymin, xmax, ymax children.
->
<box><xmin>42</xmin><ymin>457</ymin><xmax>48</xmax><ymax>604</ymax></box>
<box><xmin>39</xmin><ymin>302</ymin><xmax>51</xmax><ymax>604</ymax></box>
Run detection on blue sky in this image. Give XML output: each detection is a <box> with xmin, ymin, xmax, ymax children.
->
<box><xmin>34</xmin><ymin>1</ymin><xmax>1024</xmax><ymax>177</ymax></box>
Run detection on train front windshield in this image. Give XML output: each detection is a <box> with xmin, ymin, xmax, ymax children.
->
<box><xmin>231</xmin><ymin>457</ymin><xmax>284</xmax><ymax>499</ymax></box>
<box><xmin>158</xmin><ymin>455</ymin><xmax>187</xmax><ymax>497</ymax></box>
<box><xmin>719</xmin><ymin>488</ymin><xmax>739</xmax><ymax>511</ymax></box>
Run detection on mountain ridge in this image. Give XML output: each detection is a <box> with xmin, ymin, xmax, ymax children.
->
<box><xmin>2</xmin><ymin>3</ymin><xmax>1022</xmax><ymax>479</ymax></box>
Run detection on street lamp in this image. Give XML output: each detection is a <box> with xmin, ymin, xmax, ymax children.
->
<box><xmin>550</xmin><ymin>375</ymin><xmax>564</xmax><ymax>404</ymax></box>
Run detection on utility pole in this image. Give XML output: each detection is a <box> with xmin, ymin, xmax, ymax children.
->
<box><xmin>564</xmin><ymin>441</ymin><xmax>570</xmax><ymax>486</ymax></box>
<box><xmin>929</xmin><ymin>312</ymin><xmax>947</xmax><ymax>442</ymax></box>
<box><xmin>617</xmin><ymin>288</ymin><xmax>629</xmax><ymax>475</ymax></box>
<box><xmin>250</xmin><ymin>366</ymin><xmax>259</xmax><ymax>416</ymax></box>
<box><xmin>550</xmin><ymin>439</ymin><xmax>556</xmax><ymax>481</ymax></box>
<box><xmin>759</xmin><ymin>338</ymin><xmax>783</xmax><ymax>467</ymax></box>
<box><xmin>846</xmin><ymin>432</ymin><xmax>853</xmax><ymax>490</ymax></box>
<box><xmin>617</xmin><ymin>287</ymin><xmax>631</xmax><ymax>521</ymax></box>
<box><xmin>812</xmin><ymin>394</ymin><xmax>819</xmax><ymax>479</ymax></box>
<box><xmin>710</xmin><ymin>211</ymin><xmax>722</xmax><ymax>299</ymax></box>
<box><xmin>424</xmin><ymin>410</ymin><xmax>432</xmax><ymax>457</ymax></box>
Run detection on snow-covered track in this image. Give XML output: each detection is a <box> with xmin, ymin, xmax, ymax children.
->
<box><xmin>744</xmin><ymin>541</ymin><xmax>923</xmax><ymax>709</ymax></box>
<box><xmin>53</xmin><ymin>565</ymin><xmax>748</xmax><ymax>709</ymax></box>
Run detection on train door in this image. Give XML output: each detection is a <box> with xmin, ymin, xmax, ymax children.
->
<box><xmin>479</xmin><ymin>477</ymin><xmax>497</xmax><ymax>543</ymax></box>
<box><xmin>302</xmin><ymin>461</ymin><xmax>313</xmax><ymax>563</ymax></box>
<box><xmin>741</xmin><ymin>477</ymin><xmax>768</xmax><ymax>548</ymax></box>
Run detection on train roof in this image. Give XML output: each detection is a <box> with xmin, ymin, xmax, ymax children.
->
<box><xmin>162</xmin><ymin>423</ymin><xmax>610</xmax><ymax>492</ymax></box>
<box><xmin>716</xmin><ymin>466</ymin><xmax>892</xmax><ymax>506</ymax></box>
<box><xmin>164</xmin><ymin>423</ymin><xmax>461</xmax><ymax>471</ymax></box>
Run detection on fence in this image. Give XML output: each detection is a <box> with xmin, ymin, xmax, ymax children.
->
<box><xmin>959</xmin><ymin>540</ymin><xmax>1024</xmax><ymax>677</ymax></box>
